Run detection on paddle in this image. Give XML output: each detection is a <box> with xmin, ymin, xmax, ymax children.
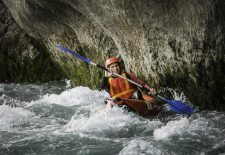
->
<box><xmin>56</xmin><ymin>45</ymin><xmax>196</xmax><ymax>114</ymax></box>
<box><xmin>157</xmin><ymin>96</ymin><xmax>195</xmax><ymax>114</ymax></box>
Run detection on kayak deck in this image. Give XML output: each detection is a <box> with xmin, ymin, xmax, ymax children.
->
<box><xmin>118</xmin><ymin>96</ymin><xmax>159</xmax><ymax>116</ymax></box>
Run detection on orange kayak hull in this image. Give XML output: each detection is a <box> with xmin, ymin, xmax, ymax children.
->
<box><xmin>118</xmin><ymin>95</ymin><xmax>159</xmax><ymax>116</ymax></box>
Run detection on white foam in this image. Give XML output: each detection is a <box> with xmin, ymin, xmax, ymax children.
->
<box><xmin>119</xmin><ymin>139</ymin><xmax>162</xmax><ymax>155</ymax></box>
<box><xmin>153</xmin><ymin>117</ymin><xmax>189</xmax><ymax>140</ymax></box>
<box><xmin>0</xmin><ymin>94</ymin><xmax>25</xmax><ymax>106</ymax></box>
<box><xmin>64</xmin><ymin>106</ymin><xmax>137</xmax><ymax>133</ymax></box>
<box><xmin>65</xmin><ymin>79</ymin><xmax>72</xmax><ymax>89</ymax></box>
<box><xmin>0</xmin><ymin>105</ymin><xmax>35</xmax><ymax>131</ymax></box>
<box><xmin>28</xmin><ymin>86</ymin><xmax>109</xmax><ymax>107</ymax></box>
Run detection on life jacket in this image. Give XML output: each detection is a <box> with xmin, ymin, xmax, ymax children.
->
<box><xmin>108</xmin><ymin>73</ymin><xmax>136</xmax><ymax>99</ymax></box>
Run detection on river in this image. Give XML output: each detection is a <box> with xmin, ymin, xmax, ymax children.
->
<box><xmin>0</xmin><ymin>80</ymin><xmax>224</xmax><ymax>155</ymax></box>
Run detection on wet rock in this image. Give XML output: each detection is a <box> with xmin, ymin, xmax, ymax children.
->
<box><xmin>0</xmin><ymin>1</ymin><xmax>65</xmax><ymax>82</ymax></box>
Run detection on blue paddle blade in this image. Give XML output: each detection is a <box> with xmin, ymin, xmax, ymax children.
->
<box><xmin>160</xmin><ymin>97</ymin><xmax>195</xmax><ymax>114</ymax></box>
<box><xmin>56</xmin><ymin>45</ymin><xmax>91</xmax><ymax>64</ymax></box>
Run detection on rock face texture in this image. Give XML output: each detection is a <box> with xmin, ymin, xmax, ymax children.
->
<box><xmin>0</xmin><ymin>1</ymin><xmax>65</xmax><ymax>82</ymax></box>
<box><xmin>1</xmin><ymin>0</ymin><xmax>225</xmax><ymax>110</ymax></box>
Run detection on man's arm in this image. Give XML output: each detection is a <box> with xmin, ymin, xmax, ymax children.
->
<box><xmin>125</xmin><ymin>72</ymin><xmax>156</xmax><ymax>95</ymax></box>
<box><xmin>125</xmin><ymin>72</ymin><xmax>149</xmax><ymax>88</ymax></box>
<box><xmin>100</xmin><ymin>77</ymin><xmax>110</xmax><ymax>93</ymax></box>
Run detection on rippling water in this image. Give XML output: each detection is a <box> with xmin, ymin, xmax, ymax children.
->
<box><xmin>0</xmin><ymin>81</ymin><xmax>225</xmax><ymax>155</ymax></box>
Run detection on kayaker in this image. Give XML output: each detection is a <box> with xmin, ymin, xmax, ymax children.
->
<box><xmin>100</xmin><ymin>57</ymin><xmax>157</xmax><ymax>108</ymax></box>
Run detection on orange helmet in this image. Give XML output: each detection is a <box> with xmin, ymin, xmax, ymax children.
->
<box><xmin>105</xmin><ymin>57</ymin><xmax>120</xmax><ymax>68</ymax></box>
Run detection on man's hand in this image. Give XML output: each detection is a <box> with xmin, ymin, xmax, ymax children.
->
<box><xmin>107</xmin><ymin>72</ymin><xmax>113</xmax><ymax>77</ymax></box>
<box><xmin>105</xmin><ymin>98</ymin><xmax>124</xmax><ymax>108</ymax></box>
<box><xmin>106</xmin><ymin>100</ymin><xmax>116</xmax><ymax>108</ymax></box>
<box><xmin>148</xmin><ymin>88</ymin><xmax>157</xmax><ymax>96</ymax></box>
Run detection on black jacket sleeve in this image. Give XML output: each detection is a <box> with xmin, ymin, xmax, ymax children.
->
<box><xmin>100</xmin><ymin>77</ymin><xmax>110</xmax><ymax>93</ymax></box>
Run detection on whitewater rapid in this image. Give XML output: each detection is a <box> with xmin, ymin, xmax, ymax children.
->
<box><xmin>0</xmin><ymin>81</ymin><xmax>225</xmax><ymax>155</ymax></box>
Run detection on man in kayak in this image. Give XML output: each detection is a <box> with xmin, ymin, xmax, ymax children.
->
<box><xmin>100</xmin><ymin>57</ymin><xmax>157</xmax><ymax>110</ymax></box>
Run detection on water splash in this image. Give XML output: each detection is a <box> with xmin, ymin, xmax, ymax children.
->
<box><xmin>0</xmin><ymin>105</ymin><xmax>35</xmax><ymax>131</ymax></box>
<box><xmin>153</xmin><ymin>116</ymin><xmax>189</xmax><ymax>140</ymax></box>
<box><xmin>0</xmin><ymin>82</ymin><xmax>225</xmax><ymax>155</ymax></box>
<box><xmin>119</xmin><ymin>139</ymin><xmax>162</xmax><ymax>155</ymax></box>
<box><xmin>28</xmin><ymin>86</ymin><xmax>109</xmax><ymax>107</ymax></box>
<box><xmin>160</xmin><ymin>87</ymin><xmax>198</xmax><ymax>112</ymax></box>
<box><xmin>65</xmin><ymin>79</ymin><xmax>72</xmax><ymax>89</ymax></box>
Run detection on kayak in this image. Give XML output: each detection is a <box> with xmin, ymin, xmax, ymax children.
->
<box><xmin>117</xmin><ymin>93</ymin><xmax>159</xmax><ymax>116</ymax></box>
